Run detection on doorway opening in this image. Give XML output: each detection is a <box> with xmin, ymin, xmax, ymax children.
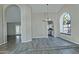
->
<box><xmin>6</xmin><ymin>5</ymin><xmax>21</xmax><ymax>44</ymax></box>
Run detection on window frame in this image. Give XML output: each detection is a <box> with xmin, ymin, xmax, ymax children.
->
<box><xmin>60</xmin><ymin>12</ymin><xmax>71</xmax><ymax>35</ymax></box>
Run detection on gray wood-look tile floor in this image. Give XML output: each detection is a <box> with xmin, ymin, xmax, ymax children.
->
<box><xmin>0</xmin><ymin>36</ymin><xmax>79</xmax><ymax>54</ymax></box>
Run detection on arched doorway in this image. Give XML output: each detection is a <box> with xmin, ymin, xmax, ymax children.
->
<box><xmin>5</xmin><ymin>5</ymin><xmax>21</xmax><ymax>44</ymax></box>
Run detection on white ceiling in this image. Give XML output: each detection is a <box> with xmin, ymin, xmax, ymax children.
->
<box><xmin>30</xmin><ymin>4</ymin><xmax>64</xmax><ymax>13</ymax></box>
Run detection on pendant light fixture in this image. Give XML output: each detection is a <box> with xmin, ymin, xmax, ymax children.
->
<box><xmin>46</xmin><ymin>4</ymin><xmax>52</xmax><ymax>21</ymax></box>
<box><xmin>43</xmin><ymin>4</ymin><xmax>52</xmax><ymax>22</ymax></box>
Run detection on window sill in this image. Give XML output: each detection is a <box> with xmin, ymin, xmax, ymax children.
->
<box><xmin>60</xmin><ymin>33</ymin><xmax>71</xmax><ymax>35</ymax></box>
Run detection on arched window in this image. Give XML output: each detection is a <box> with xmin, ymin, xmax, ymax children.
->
<box><xmin>60</xmin><ymin>12</ymin><xmax>71</xmax><ymax>35</ymax></box>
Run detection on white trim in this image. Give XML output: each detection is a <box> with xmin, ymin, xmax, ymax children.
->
<box><xmin>32</xmin><ymin>36</ymin><xmax>48</xmax><ymax>39</ymax></box>
<box><xmin>59</xmin><ymin>37</ymin><xmax>79</xmax><ymax>44</ymax></box>
<box><xmin>0</xmin><ymin>41</ymin><xmax>7</xmax><ymax>46</ymax></box>
<box><xmin>21</xmin><ymin>40</ymin><xmax>32</xmax><ymax>43</ymax></box>
<box><xmin>65</xmin><ymin>39</ymin><xmax>79</xmax><ymax>44</ymax></box>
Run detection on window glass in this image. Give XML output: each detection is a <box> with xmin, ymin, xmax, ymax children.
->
<box><xmin>60</xmin><ymin>12</ymin><xmax>71</xmax><ymax>34</ymax></box>
<box><xmin>16</xmin><ymin>25</ymin><xmax>21</xmax><ymax>35</ymax></box>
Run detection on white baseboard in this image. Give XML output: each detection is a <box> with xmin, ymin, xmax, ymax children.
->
<box><xmin>21</xmin><ymin>40</ymin><xmax>32</xmax><ymax>43</ymax></box>
<box><xmin>65</xmin><ymin>39</ymin><xmax>79</xmax><ymax>44</ymax></box>
<box><xmin>32</xmin><ymin>36</ymin><xmax>48</xmax><ymax>39</ymax></box>
<box><xmin>58</xmin><ymin>37</ymin><xmax>79</xmax><ymax>45</ymax></box>
<box><xmin>0</xmin><ymin>41</ymin><xmax>7</xmax><ymax>46</ymax></box>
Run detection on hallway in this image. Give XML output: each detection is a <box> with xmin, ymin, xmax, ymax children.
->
<box><xmin>0</xmin><ymin>36</ymin><xmax>79</xmax><ymax>54</ymax></box>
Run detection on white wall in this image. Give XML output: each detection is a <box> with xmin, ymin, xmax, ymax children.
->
<box><xmin>0</xmin><ymin>5</ymin><xmax>4</xmax><ymax>45</ymax></box>
<box><xmin>5</xmin><ymin>5</ymin><xmax>21</xmax><ymax>23</ymax></box>
<box><xmin>32</xmin><ymin>12</ymin><xmax>57</xmax><ymax>38</ymax></box>
<box><xmin>57</xmin><ymin>5</ymin><xmax>79</xmax><ymax>44</ymax></box>
<box><xmin>21</xmin><ymin>5</ymin><xmax>32</xmax><ymax>42</ymax></box>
